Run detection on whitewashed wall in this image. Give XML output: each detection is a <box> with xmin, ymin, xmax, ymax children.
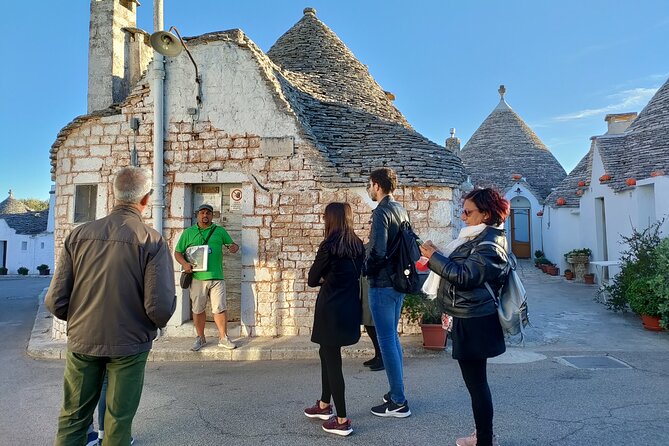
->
<box><xmin>0</xmin><ymin>220</ymin><xmax>53</xmax><ymax>274</ymax></box>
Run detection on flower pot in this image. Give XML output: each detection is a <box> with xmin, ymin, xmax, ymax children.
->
<box><xmin>39</xmin><ymin>269</ymin><xmax>50</xmax><ymax>275</ymax></box>
<box><xmin>547</xmin><ymin>266</ymin><xmax>559</xmax><ymax>276</ymax></box>
<box><xmin>577</xmin><ymin>180</ymin><xmax>586</xmax><ymax>187</ymax></box>
<box><xmin>565</xmin><ymin>271</ymin><xmax>574</xmax><ymax>280</ymax></box>
<box><xmin>584</xmin><ymin>274</ymin><xmax>595</xmax><ymax>284</ymax></box>
<box><xmin>641</xmin><ymin>314</ymin><xmax>663</xmax><ymax>331</ymax></box>
<box><xmin>420</xmin><ymin>323</ymin><xmax>447</xmax><ymax>350</ymax></box>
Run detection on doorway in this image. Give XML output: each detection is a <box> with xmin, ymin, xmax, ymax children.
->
<box><xmin>191</xmin><ymin>184</ymin><xmax>242</xmax><ymax>322</ymax></box>
<box><xmin>510</xmin><ymin>209</ymin><xmax>531</xmax><ymax>258</ymax></box>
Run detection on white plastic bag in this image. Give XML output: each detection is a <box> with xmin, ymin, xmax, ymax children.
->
<box><xmin>422</xmin><ymin>271</ymin><xmax>441</xmax><ymax>300</ymax></box>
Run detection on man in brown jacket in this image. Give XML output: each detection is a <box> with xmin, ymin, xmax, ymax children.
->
<box><xmin>46</xmin><ymin>167</ymin><xmax>176</xmax><ymax>446</ymax></box>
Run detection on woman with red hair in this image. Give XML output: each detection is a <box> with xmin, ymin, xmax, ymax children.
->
<box><xmin>420</xmin><ymin>188</ymin><xmax>510</xmax><ymax>446</ymax></box>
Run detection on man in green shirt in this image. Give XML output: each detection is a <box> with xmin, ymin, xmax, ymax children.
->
<box><xmin>175</xmin><ymin>204</ymin><xmax>239</xmax><ymax>351</ymax></box>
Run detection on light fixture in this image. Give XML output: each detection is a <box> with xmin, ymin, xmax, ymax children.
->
<box><xmin>150</xmin><ymin>26</ymin><xmax>202</xmax><ymax>106</ymax></box>
<box><xmin>514</xmin><ymin>187</ymin><xmax>522</xmax><ymax>194</ymax></box>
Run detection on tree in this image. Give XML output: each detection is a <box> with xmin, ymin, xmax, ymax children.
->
<box><xmin>19</xmin><ymin>198</ymin><xmax>48</xmax><ymax>211</ymax></box>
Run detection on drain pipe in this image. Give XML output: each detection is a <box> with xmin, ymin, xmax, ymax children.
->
<box><xmin>151</xmin><ymin>0</ymin><xmax>165</xmax><ymax>234</ymax></box>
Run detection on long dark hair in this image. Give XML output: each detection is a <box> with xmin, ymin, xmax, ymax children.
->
<box><xmin>323</xmin><ymin>202</ymin><xmax>364</xmax><ymax>258</ymax></box>
<box><xmin>463</xmin><ymin>188</ymin><xmax>510</xmax><ymax>226</ymax></box>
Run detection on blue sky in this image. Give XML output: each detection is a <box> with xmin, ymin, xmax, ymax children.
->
<box><xmin>1</xmin><ymin>1</ymin><xmax>667</xmax><ymax>200</ymax></box>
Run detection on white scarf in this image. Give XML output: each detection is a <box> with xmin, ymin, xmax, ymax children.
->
<box><xmin>422</xmin><ymin>223</ymin><xmax>491</xmax><ymax>299</ymax></box>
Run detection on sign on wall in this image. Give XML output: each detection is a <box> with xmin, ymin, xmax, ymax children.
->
<box><xmin>229</xmin><ymin>188</ymin><xmax>242</xmax><ymax>211</ymax></box>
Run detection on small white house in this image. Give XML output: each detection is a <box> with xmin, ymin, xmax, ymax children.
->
<box><xmin>0</xmin><ymin>189</ymin><xmax>55</xmax><ymax>274</ymax></box>
<box><xmin>453</xmin><ymin>86</ymin><xmax>567</xmax><ymax>258</ymax></box>
<box><xmin>543</xmin><ymin>77</ymin><xmax>669</xmax><ymax>280</ymax></box>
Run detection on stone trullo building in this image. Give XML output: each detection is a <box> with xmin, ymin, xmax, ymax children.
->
<box><xmin>0</xmin><ymin>190</ymin><xmax>54</xmax><ymax>275</ymax></box>
<box><xmin>543</xmin><ymin>76</ymin><xmax>669</xmax><ymax>279</ymax></box>
<box><xmin>49</xmin><ymin>3</ymin><xmax>466</xmax><ymax>339</ymax></box>
<box><xmin>453</xmin><ymin>86</ymin><xmax>567</xmax><ymax>259</ymax></box>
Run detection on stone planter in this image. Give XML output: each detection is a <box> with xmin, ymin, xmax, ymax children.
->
<box><xmin>567</xmin><ymin>256</ymin><xmax>590</xmax><ymax>282</ymax></box>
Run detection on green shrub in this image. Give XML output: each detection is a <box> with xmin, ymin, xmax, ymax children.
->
<box><xmin>403</xmin><ymin>292</ymin><xmax>442</xmax><ymax>325</ymax></box>
<box><xmin>17</xmin><ymin>267</ymin><xmax>29</xmax><ymax>275</ymax></box>
<box><xmin>603</xmin><ymin>220</ymin><xmax>669</xmax><ymax>329</ymax></box>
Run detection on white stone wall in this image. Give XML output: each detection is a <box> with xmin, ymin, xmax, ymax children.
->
<box><xmin>0</xmin><ymin>220</ymin><xmax>53</xmax><ymax>274</ymax></box>
<box><xmin>542</xmin><ymin>145</ymin><xmax>669</xmax><ymax>281</ymax></box>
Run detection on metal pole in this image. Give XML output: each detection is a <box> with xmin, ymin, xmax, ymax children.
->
<box><xmin>152</xmin><ymin>0</ymin><xmax>165</xmax><ymax>234</ymax></box>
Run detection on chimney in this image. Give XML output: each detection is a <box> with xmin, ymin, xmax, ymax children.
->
<box><xmin>87</xmin><ymin>0</ymin><xmax>140</xmax><ymax>113</ymax></box>
<box><xmin>445</xmin><ymin>128</ymin><xmax>461</xmax><ymax>155</ymax></box>
<box><xmin>604</xmin><ymin>112</ymin><xmax>637</xmax><ymax>135</ymax></box>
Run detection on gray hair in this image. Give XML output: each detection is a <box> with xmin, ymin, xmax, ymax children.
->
<box><xmin>113</xmin><ymin>167</ymin><xmax>152</xmax><ymax>204</ymax></box>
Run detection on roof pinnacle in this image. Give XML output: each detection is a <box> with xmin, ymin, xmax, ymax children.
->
<box><xmin>303</xmin><ymin>7</ymin><xmax>316</xmax><ymax>16</ymax></box>
<box><xmin>498</xmin><ymin>85</ymin><xmax>506</xmax><ymax>100</ymax></box>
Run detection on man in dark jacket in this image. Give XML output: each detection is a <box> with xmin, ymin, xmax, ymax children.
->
<box><xmin>364</xmin><ymin>167</ymin><xmax>412</xmax><ymax>418</ymax></box>
<box><xmin>46</xmin><ymin>167</ymin><xmax>176</xmax><ymax>446</ymax></box>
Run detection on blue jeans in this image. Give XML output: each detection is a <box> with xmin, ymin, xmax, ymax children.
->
<box><xmin>369</xmin><ymin>287</ymin><xmax>406</xmax><ymax>404</ymax></box>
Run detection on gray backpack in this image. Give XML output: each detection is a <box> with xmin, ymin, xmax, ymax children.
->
<box><xmin>479</xmin><ymin>241</ymin><xmax>530</xmax><ymax>339</ymax></box>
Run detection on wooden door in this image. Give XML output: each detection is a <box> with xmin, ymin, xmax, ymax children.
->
<box><xmin>510</xmin><ymin>208</ymin><xmax>531</xmax><ymax>258</ymax></box>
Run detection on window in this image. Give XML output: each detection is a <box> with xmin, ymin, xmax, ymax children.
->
<box><xmin>74</xmin><ymin>185</ymin><xmax>97</xmax><ymax>223</ymax></box>
<box><xmin>21</xmin><ymin>241</ymin><xmax>28</xmax><ymax>250</ymax></box>
<box><xmin>41</xmin><ymin>242</ymin><xmax>45</xmax><ymax>249</ymax></box>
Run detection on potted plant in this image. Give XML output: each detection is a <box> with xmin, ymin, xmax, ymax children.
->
<box><xmin>584</xmin><ymin>273</ymin><xmax>595</xmax><ymax>284</ymax></box>
<box><xmin>534</xmin><ymin>250</ymin><xmax>544</xmax><ymax>268</ymax></box>
<box><xmin>17</xmin><ymin>267</ymin><xmax>29</xmax><ymax>276</ymax></box>
<box><xmin>37</xmin><ymin>264</ymin><xmax>50</xmax><ymax>275</ymax></box>
<box><xmin>564</xmin><ymin>248</ymin><xmax>592</xmax><ymax>264</ymax></box>
<box><xmin>403</xmin><ymin>292</ymin><xmax>447</xmax><ymax>350</ymax></box>
<box><xmin>0</xmin><ymin>266</ymin><xmax>7</xmax><ymax>275</ymax></box>
<box><xmin>564</xmin><ymin>269</ymin><xmax>574</xmax><ymax>280</ymax></box>
<box><xmin>603</xmin><ymin>219</ymin><xmax>669</xmax><ymax>330</ymax></box>
<box><xmin>546</xmin><ymin>264</ymin><xmax>559</xmax><ymax>276</ymax></box>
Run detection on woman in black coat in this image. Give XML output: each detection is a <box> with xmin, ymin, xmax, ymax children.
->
<box><xmin>420</xmin><ymin>188</ymin><xmax>510</xmax><ymax>446</ymax></box>
<box><xmin>304</xmin><ymin>202</ymin><xmax>364</xmax><ymax>437</ymax></box>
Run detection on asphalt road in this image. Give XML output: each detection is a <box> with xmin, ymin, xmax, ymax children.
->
<box><xmin>1</xmin><ymin>275</ymin><xmax>668</xmax><ymax>446</ymax></box>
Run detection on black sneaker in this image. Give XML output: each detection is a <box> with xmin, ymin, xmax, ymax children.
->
<box><xmin>368</xmin><ymin>358</ymin><xmax>384</xmax><ymax>371</ymax></box>
<box><xmin>383</xmin><ymin>392</ymin><xmax>390</xmax><ymax>403</ymax></box>
<box><xmin>371</xmin><ymin>400</ymin><xmax>411</xmax><ymax>418</ymax></box>
<box><xmin>363</xmin><ymin>356</ymin><xmax>378</xmax><ymax>367</ymax></box>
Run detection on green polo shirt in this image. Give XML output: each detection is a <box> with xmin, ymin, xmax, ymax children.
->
<box><xmin>175</xmin><ymin>224</ymin><xmax>234</xmax><ymax>281</ymax></box>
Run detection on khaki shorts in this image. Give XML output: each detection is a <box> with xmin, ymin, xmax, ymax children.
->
<box><xmin>190</xmin><ymin>279</ymin><xmax>227</xmax><ymax>314</ymax></box>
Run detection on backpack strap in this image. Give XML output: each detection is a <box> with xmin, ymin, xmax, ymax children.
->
<box><xmin>477</xmin><ymin>240</ymin><xmax>512</xmax><ymax>306</ymax></box>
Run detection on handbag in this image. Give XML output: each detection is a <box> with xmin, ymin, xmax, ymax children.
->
<box><xmin>180</xmin><ymin>271</ymin><xmax>193</xmax><ymax>289</ymax></box>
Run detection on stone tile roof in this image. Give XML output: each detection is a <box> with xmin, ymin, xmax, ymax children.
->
<box><xmin>459</xmin><ymin>89</ymin><xmax>567</xmax><ymax>200</ymax></box>
<box><xmin>0</xmin><ymin>191</ymin><xmax>30</xmax><ymax>214</ymax></box>
<box><xmin>267</xmin><ymin>8</ymin><xmax>410</xmax><ymax>129</ymax></box>
<box><xmin>50</xmin><ymin>9</ymin><xmax>466</xmax><ymax>187</ymax></box>
<box><xmin>546</xmin><ymin>76</ymin><xmax>669</xmax><ymax>207</ymax></box>
<box><xmin>0</xmin><ymin>211</ymin><xmax>49</xmax><ymax>235</ymax></box>
<box><xmin>545</xmin><ymin>145</ymin><xmax>593</xmax><ymax>207</ymax></box>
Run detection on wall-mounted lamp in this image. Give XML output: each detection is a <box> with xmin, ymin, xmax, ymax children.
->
<box><xmin>150</xmin><ymin>26</ymin><xmax>202</xmax><ymax>106</ymax></box>
<box><xmin>514</xmin><ymin>187</ymin><xmax>522</xmax><ymax>194</ymax></box>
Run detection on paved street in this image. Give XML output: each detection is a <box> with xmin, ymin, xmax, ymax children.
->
<box><xmin>1</xmin><ymin>267</ymin><xmax>668</xmax><ymax>445</ymax></box>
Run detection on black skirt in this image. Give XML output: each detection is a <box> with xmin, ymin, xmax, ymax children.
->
<box><xmin>451</xmin><ymin>312</ymin><xmax>506</xmax><ymax>360</ymax></box>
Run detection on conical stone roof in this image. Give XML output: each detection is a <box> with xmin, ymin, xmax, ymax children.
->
<box><xmin>0</xmin><ymin>190</ymin><xmax>30</xmax><ymax>214</ymax></box>
<box><xmin>267</xmin><ymin>7</ymin><xmax>409</xmax><ymax>128</ymax></box>
<box><xmin>459</xmin><ymin>86</ymin><xmax>566</xmax><ymax>200</ymax></box>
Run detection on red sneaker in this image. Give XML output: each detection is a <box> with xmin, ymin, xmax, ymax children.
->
<box><xmin>322</xmin><ymin>417</ymin><xmax>353</xmax><ymax>436</ymax></box>
<box><xmin>303</xmin><ymin>400</ymin><xmax>333</xmax><ymax>420</ymax></box>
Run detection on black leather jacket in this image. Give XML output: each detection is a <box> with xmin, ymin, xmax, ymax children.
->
<box><xmin>427</xmin><ymin>226</ymin><xmax>508</xmax><ymax>318</ymax></box>
<box><xmin>365</xmin><ymin>195</ymin><xmax>409</xmax><ymax>288</ymax></box>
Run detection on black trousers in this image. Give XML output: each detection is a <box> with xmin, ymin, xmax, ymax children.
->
<box><xmin>458</xmin><ymin>359</ymin><xmax>494</xmax><ymax>445</ymax></box>
<box><xmin>319</xmin><ymin>345</ymin><xmax>346</xmax><ymax>418</ymax></box>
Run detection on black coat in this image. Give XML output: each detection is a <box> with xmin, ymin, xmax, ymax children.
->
<box><xmin>427</xmin><ymin>226</ymin><xmax>508</xmax><ymax>318</ymax></box>
<box><xmin>308</xmin><ymin>240</ymin><xmax>363</xmax><ymax>346</ymax></box>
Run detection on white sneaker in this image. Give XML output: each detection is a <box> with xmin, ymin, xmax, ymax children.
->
<box><xmin>218</xmin><ymin>336</ymin><xmax>236</xmax><ymax>350</ymax></box>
